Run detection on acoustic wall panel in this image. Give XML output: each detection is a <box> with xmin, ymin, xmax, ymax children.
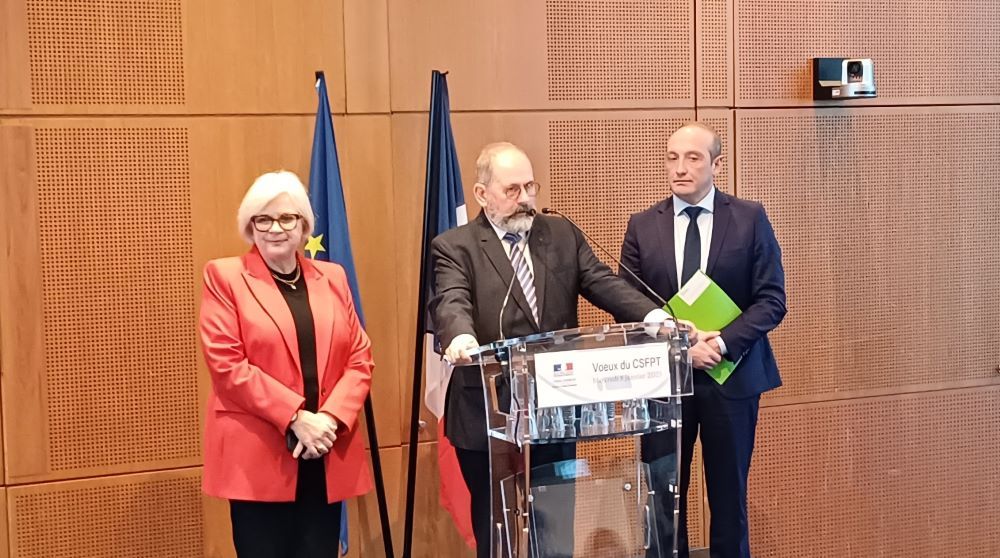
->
<box><xmin>734</xmin><ymin>0</ymin><xmax>1000</xmax><ymax>106</ymax></box>
<box><xmin>25</xmin><ymin>0</ymin><xmax>185</xmax><ymax>106</ymax></box>
<box><xmin>696</xmin><ymin>0</ymin><xmax>733</xmax><ymax>106</ymax></box>
<box><xmin>749</xmin><ymin>388</ymin><xmax>1000</xmax><ymax>557</ymax></box>
<box><xmin>545</xmin><ymin>0</ymin><xmax>692</xmax><ymax>104</ymax></box>
<box><xmin>388</xmin><ymin>0</ymin><xmax>694</xmax><ymax>111</ymax></box>
<box><xmin>736</xmin><ymin>106</ymin><xmax>1000</xmax><ymax>403</ymax></box>
<box><xmin>575</xmin><ymin>438</ymin><xmax>708</xmax><ymax>551</ymax></box>
<box><xmin>8</xmin><ymin>469</ymin><xmax>203</xmax><ymax>558</ymax></box>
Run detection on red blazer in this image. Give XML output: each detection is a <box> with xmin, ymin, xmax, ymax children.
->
<box><xmin>199</xmin><ymin>248</ymin><xmax>374</xmax><ymax>502</ymax></box>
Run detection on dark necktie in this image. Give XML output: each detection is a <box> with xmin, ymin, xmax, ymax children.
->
<box><xmin>680</xmin><ymin>206</ymin><xmax>704</xmax><ymax>287</ymax></box>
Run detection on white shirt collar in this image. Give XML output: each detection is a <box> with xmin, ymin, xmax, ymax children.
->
<box><xmin>672</xmin><ymin>186</ymin><xmax>716</xmax><ymax>216</ymax></box>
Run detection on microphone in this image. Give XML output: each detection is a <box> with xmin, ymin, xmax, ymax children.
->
<box><xmin>497</xmin><ymin>206</ymin><xmax>537</xmax><ymax>340</ymax></box>
<box><xmin>541</xmin><ymin>207</ymin><xmax>678</xmax><ymax>319</ymax></box>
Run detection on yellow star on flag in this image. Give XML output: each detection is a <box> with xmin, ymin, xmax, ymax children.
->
<box><xmin>304</xmin><ymin>234</ymin><xmax>326</xmax><ymax>259</ymax></box>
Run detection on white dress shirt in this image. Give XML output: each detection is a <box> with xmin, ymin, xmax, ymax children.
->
<box><xmin>672</xmin><ymin>187</ymin><xmax>727</xmax><ymax>354</ymax></box>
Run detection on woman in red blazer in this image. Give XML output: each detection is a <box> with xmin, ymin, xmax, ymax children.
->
<box><xmin>199</xmin><ymin>171</ymin><xmax>373</xmax><ymax>558</ymax></box>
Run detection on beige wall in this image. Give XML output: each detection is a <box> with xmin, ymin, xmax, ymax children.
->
<box><xmin>1</xmin><ymin>1</ymin><xmax>998</xmax><ymax>557</ymax></box>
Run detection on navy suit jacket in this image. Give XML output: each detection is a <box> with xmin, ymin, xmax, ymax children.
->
<box><xmin>620</xmin><ymin>190</ymin><xmax>787</xmax><ymax>399</ymax></box>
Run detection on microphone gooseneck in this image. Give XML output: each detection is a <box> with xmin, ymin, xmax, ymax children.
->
<box><xmin>541</xmin><ymin>207</ymin><xmax>678</xmax><ymax>319</ymax></box>
<box><xmin>498</xmin><ymin>270</ymin><xmax>517</xmax><ymax>341</ymax></box>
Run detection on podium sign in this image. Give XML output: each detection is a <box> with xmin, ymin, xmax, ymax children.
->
<box><xmin>534</xmin><ymin>342</ymin><xmax>673</xmax><ymax>408</ymax></box>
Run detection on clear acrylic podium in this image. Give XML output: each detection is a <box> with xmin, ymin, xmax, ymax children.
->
<box><xmin>474</xmin><ymin>322</ymin><xmax>694</xmax><ymax>558</ymax></box>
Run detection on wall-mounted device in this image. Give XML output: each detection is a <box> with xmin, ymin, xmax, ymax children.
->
<box><xmin>812</xmin><ymin>58</ymin><xmax>876</xmax><ymax>100</ymax></box>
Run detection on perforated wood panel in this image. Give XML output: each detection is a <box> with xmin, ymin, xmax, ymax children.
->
<box><xmin>696</xmin><ymin>0</ymin><xmax>732</xmax><ymax>106</ymax></box>
<box><xmin>9</xmin><ymin>470</ymin><xmax>203</xmax><ymax>558</ymax></box>
<box><xmin>737</xmin><ymin>107</ymin><xmax>1000</xmax><ymax>401</ymax></box>
<box><xmin>573</xmin><ymin>438</ymin><xmax>648</xmax><ymax>557</ymax></box>
<box><xmin>695</xmin><ymin>110</ymin><xmax>733</xmax><ymax>193</ymax></box>
<box><xmin>575</xmin><ymin>436</ymin><xmax>707</xmax><ymax>551</ymax></box>
<box><xmin>735</xmin><ymin>0</ymin><xmax>1000</xmax><ymax>106</ymax></box>
<box><xmin>387</xmin><ymin>0</ymin><xmax>692</xmax><ymax>111</ymax></box>
<box><xmin>28</xmin><ymin>127</ymin><xmax>199</xmax><ymax>476</ymax></box>
<box><xmin>26</xmin><ymin>0</ymin><xmax>184</xmax><ymax>105</ymax></box>
<box><xmin>547</xmin><ymin>114</ymin><xmax>735</xmax><ymax>326</ymax></box>
<box><xmin>688</xmin><ymin>440</ymin><xmax>705</xmax><ymax>548</ymax></box>
<box><xmin>750</xmin><ymin>388</ymin><xmax>1000</xmax><ymax>557</ymax></box>
<box><xmin>546</xmin><ymin>0</ymin><xmax>692</xmax><ymax>103</ymax></box>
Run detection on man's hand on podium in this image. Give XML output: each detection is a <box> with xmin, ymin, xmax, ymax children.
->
<box><xmin>444</xmin><ymin>334</ymin><xmax>479</xmax><ymax>365</ymax></box>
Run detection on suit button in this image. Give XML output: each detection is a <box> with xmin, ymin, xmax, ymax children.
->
<box><xmin>321</xmin><ymin>388</ymin><xmax>327</xmax><ymax>396</ymax></box>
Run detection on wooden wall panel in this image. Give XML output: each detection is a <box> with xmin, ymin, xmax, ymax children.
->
<box><xmin>344</xmin><ymin>0</ymin><xmax>391</xmax><ymax>114</ymax></box>
<box><xmin>336</xmin><ymin>116</ymin><xmax>402</xmax><ymax>447</ymax></box>
<box><xmin>0</xmin><ymin>126</ymin><xmax>38</xmax><ymax>483</ymax></box>
<box><xmin>8</xmin><ymin>469</ymin><xmax>203</xmax><ymax>558</ymax></box>
<box><xmin>733</xmin><ymin>0</ymin><xmax>1000</xmax><ymax>106</ymax></box>
<box><xmin>736</xmin><ymin>106</ymin><xmax>1000</xmax><ymax>405</ymax></box>
<box><xmin>0</xmin><ymin>0</ymin><xmax>30</xmax><ymax>110</ymax></box>
<box><xmin>201</xmin><ymin>494</ymin><xmax>235</xmax><ymax>558</ymax></box>
<box><xmin>750</xmin><ymin>387</ymin><xmax>1000</xmax><ymax>557</ymax></box>
<box><xmin>0</xmin><ymin>0</ymin><xmax>346</xmax><ymax>115</ymax></box>
<box><xmin>0</xmin><ymin>488</ymin><xmax>7</xmax><ymax>558</ymax></box>
<box><xmin>185</xmin><ymin>0</ymin><xmax>346</xmax><ymax>115</ymax></box>
<box><xmin>387</xmin><ymin>0</ymin><xmax>694</xmax><ymax>111</ymax></box>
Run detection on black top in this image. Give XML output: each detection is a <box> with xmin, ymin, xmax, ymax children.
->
<box><xmin>271</xmin><ymin>264</ymin><xmax>327</xmax><ymax>503</ymax></box>
<box><xmin>271</xmin><ymin>266</ymin><xmax>319</xmax><ymax>412</ymax></box>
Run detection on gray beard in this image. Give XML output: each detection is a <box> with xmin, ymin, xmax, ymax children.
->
<box><xmin>500</xmin><ymin>213</ymin><xmax>534</xmax><ymax>234</ymax></box>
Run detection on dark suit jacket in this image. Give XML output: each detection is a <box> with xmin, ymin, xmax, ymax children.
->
<box><xmin>620</xmin><ymin>190</ymin><xmax>787</xmax><ymax>399</ymax></box>
<box><xmin>430</xmin><ymin>212</ymin><xmax>658</xmax><ymax>450</ymax></box>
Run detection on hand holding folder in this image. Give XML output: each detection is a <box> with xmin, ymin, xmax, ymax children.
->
<box><xmin>667</xmin><ymin>270</ymin><xmax>742</xmax><ymax>384</ymax></box>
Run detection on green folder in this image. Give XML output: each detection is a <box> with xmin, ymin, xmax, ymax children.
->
<box><xmin>667</xmin><ymin>270</ymin><xmax>742</xmax><ymax>384</ymax></box>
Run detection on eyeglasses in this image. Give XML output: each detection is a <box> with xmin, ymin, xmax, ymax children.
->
<box><xmin>251</xmin><ymin>213</ymin><xmax>302</xmax><ymax>232</ymax></box>
<box><xmin>501</xmin><ymin>181</ymin><xmax>542</xmax><ymax>200</ymax></box>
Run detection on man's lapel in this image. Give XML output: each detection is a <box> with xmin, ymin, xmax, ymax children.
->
<box><xmin>656</xmin><ymin>197</ymin><xmax>679</xmax><ymax>295</ymax></box>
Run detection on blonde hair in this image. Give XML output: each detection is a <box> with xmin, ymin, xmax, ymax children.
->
<box><xmin>236</xmin><ymin>170</ymin><xmax>315</xmax><ymax>244</ymax></box>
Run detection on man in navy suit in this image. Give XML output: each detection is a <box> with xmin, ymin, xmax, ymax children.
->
<box><xmin>619</xmin><ymin>123</ymin><xmax>786</xmax><ymax>558</ymax></box>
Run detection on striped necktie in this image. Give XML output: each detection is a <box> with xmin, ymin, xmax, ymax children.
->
<box><xmin>503</xmin><ymin>232</ymin><xmax>539</xmax><ymax>324</ymax></box>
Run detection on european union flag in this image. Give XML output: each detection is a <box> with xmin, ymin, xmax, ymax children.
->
<box><xmin>307</xmin><ymin>70</ymin><xmax>359</xmax><ymax>556</ymax></box>
<box><xmin>307</xmin><ymin>72</ymin><xmax>365</xmax><ymax>325</ymax></box>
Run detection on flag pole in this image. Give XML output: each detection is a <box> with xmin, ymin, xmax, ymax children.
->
<box><xmin>363</xmin><ymin>395</ymin><xmax>394</xmax><ymax>558</ymax></box>
<box><xmin>401</xmin><ymin>73</ymin><xmax>441</xmax><ymax>558</ymax></box>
